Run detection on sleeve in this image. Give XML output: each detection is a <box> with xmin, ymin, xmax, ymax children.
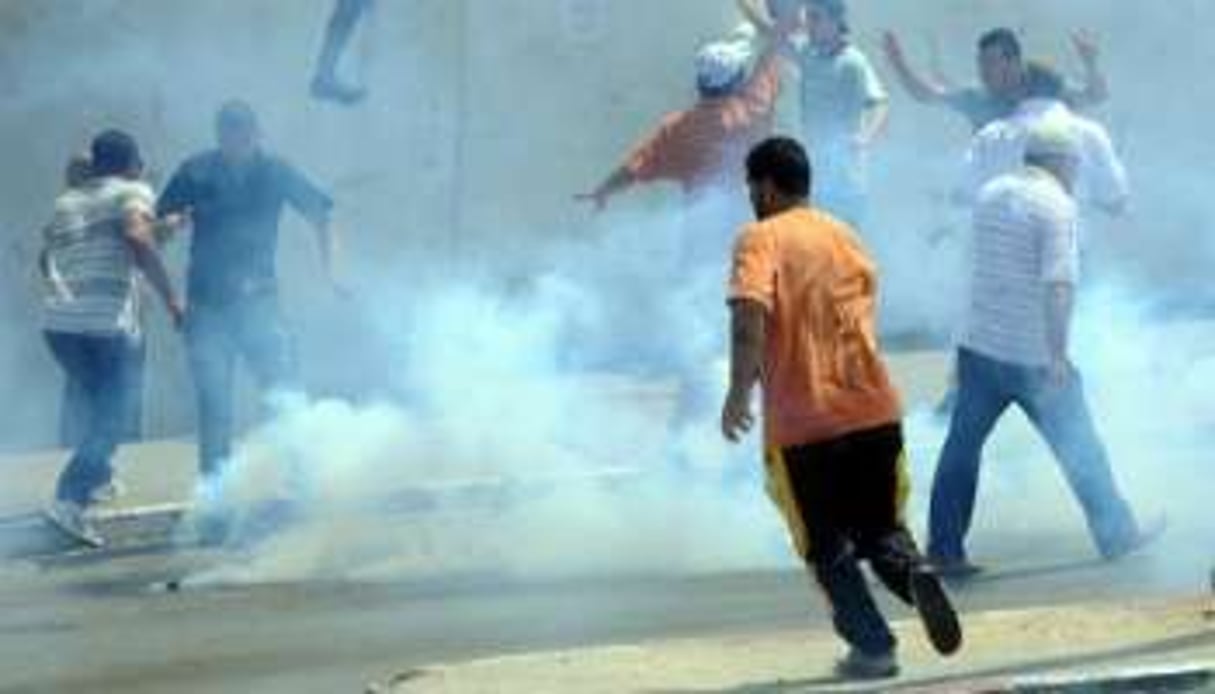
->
<box><xmin>1079</xmin><ymin>123</ymin><xmax>1129</xmax><ymax>209</ymax></box>
<box><xmin>624</xmin><ymin>115</ymin><xmax>679</xmax><ymax>183</ymax></box>
<box><xmin>120</xmin><ymin>182</ymin><xmax>157</xmax><ymax>218</ymax></box>
<box><xmin>739</xmin><ymin>48</ymin><xmax>784</xmax><ymax>118</ymax></box>
<box><xmin>277</xmin><ymin>159</ymin><xmax>335</xmax><ymax>226</ymax></box>
<box><xmin>728</xmin><ymin>224</ymin><xmax>777</xmax><ymax>311</ymax></box>
<box><xmin>958</xmin><ymin>127</ymin><xmax>994</xmax><ymax>202</ymax></box>
<box><xmin>1039</xmin><ymin>202</ymin><xmax>1080</xmax><ymax>285</ymax></box>
<box><xmin>852</xmin><ymin>50</ymin><xmax>888</xmax><ymax>106</ymax></box>
<box><xmin>156</xmin><ymin>163</ymin><xmax>193</xmax><ymax>217</ymax></box>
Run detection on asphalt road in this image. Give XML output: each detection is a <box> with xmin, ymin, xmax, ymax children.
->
<box><xmin>0</xmin><ymin>531</ymin><xmax>1205</xmax><ymax>694</ymax></box>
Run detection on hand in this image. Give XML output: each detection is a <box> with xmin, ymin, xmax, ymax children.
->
<box><xmin>1046</xmin><ymin>357</ymin><xmax>1072</xmax><ymax>390</ymax></box>
<box><xmin>166</xmin><ymin>297</ymin><xmax>186</xmax><ymax>330</ymax></box>
<box><xmin>721</xmin><ymin>387</ymin><xmax>756</xmax><ymax>443</ymax></box>
<box><xmin>1071</xmin><ymin>30</ymin><xmax>1100</xmax><ymax>66</ymax></box>
<box><xmin>574</xmin><ymin>191</ymin><xmax>608</xmax><ymax>213</ymax></box>
<box><xmin>154</xmin><ymin>209</ymin><xmax>191</xmax><ymax>244</ymax></box>
<box><xmin>881</xmin><ymin>31</ymin><xmax>905</xmax><ymax>63</ymax></box>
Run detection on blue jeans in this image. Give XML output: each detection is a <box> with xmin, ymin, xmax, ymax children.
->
<box><xmin>186</xmin><ymin>294</ymin><xmax>300</xmax><ymax>480</ymax></box>
<box><xmin>44</xmin><ymin>331</ymin><xmax>138</xmax><ymax>505</ymax></box>
<box><xmin>928</xmin><ymin>349</ymin><xmax>1139</xmax><ymax>561</ymax></box>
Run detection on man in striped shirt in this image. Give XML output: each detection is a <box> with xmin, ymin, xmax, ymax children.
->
<box><xmin>39</xmin><ymin>130</ymin><xmax>183</xmax><ymax>545</ymax></box>
<box><xmin>926</xmin><ymin>123</ymin><xmax>1157</xmax><ymax>578</ymax></box>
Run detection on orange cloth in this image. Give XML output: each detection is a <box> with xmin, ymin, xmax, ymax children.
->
<box><xmin>728</xmin><ymin>207</ymin><xmax>901</xmax><ymax>448</ymax></box>
<box><xmin>624</xmin><ymin>50</ymin><xmax>783</xmax><ymax>196</ymax></box>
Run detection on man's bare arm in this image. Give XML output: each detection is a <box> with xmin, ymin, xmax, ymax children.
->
<box><xmin>858</xmin><ymin>100</ymin><xmax>891</xmax><ymax>147</ymax></box>
<box><xmin>1044</xmin><ymin>281</ymin><xmax>1074</xmax><ymax>384</ymax></box>
<box><xmin>722</xmin><ymin>298</ymin><xmax>767</xmax><ymax>441</ymax></box>
<box><xmin>1070</xmin><ymin>31</ymin><xmax>1109</xmax><ymax>109</ymax></box>
<box><xmin>881</xmin><ymin>31</ymin><xmax>949</xmax><ymax>104</ymax></box>
<box><xmin>124</xmin><ymin>209</ymin><xmax>183</xmax><ymax>326</ymax></box>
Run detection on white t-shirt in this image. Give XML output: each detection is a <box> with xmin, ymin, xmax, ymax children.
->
<box><xmin>961</xmin><ymin>98</ymin><xmax>1129</xmax><ymax>212</ymax></box>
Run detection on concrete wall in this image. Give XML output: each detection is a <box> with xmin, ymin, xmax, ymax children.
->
<box><xmin>0</xmin><ymin>1</ymin><xmax>1210</xmax><ymax>449</ymax></box>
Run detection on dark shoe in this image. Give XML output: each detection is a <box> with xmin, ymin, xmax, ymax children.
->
<box><xmin>833</xmin><ymin>649</ymin><xmax>899</xmax><ymax>680</ymax></box>
<box><xmin>1102</xmin><ymin>513</ymin><xmax>1168</xmax><ymax>561</ymax></box>
<box><xmin>310</xmin><ymin>74</ymin><xmax>367</xmax><ymax>105</ymax></box>
<box><xmin>928</xmin><ymin>555</ymin><xmax>984</xmax><ymax>581</ymax></box>
<box><xmin>910</xmin><ymin>567</ymin><xmax>963</xmax><ymax>656</ymax></box>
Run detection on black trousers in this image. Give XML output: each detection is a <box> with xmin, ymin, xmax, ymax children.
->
<box><xmin>766</xmin><ymin>423</ymin><xmax>923</xmax><ymax>655</ymax></box>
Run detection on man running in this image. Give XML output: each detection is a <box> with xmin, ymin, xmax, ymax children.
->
<box><xmin>723</xmin><ymin>136</ymin><xmax>961</xmax><ymax>679</ymax></box>
<box><xmin>158</xmin><ymin>101</ymin><xmax>340</xmax><ymax>527</ymax></box>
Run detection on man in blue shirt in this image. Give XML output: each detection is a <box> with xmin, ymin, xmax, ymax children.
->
<box><xmin>158</xmin><ymin>100</ymin><xmax>340</xmax><ymax>496</ymax></box>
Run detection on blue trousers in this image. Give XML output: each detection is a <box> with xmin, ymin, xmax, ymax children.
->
<box><xmin>45</xmin><ymin>331</ymin><xmax>138</xmax><ymax>505</ymax></box>
<box><xmin>928</xmin><ymin>348</ymin><xmax>1139</xmax><ymax>561</ymax></box>
<box><xmin>186</xmin><ymin>294</ymin><xmax>300</xmax><ymax>480</ymax></box>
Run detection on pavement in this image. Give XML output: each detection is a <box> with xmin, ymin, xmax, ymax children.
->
<box><xmin>376</xmin><ymin>597</ymin><xmax>1215</xmax><ymax>693</ymax></box>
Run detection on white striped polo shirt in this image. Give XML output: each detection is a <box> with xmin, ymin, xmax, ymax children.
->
<box><xmin>41</xmin><ymin>177</ymin><xmax>155</xmax><ymax>337</ymax></box>
<box><xmin>962</xmin><ymin>166</ymin><xmax>1079</xmax><ymax>367</ymax></box>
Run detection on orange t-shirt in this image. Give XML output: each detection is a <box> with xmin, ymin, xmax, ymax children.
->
<box><xmin>728</xmin><ymin>207</ymin><xmax>901</xmax><ymax>448</ymax></box>
<box><xmin>624</xmin><ymin>50</ymin><xmax>783</xmax><ymax>195</ymax></box>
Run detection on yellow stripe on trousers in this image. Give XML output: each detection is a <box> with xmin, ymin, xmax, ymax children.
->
<box><xmin>764</xmin><ymin>443</ymin><xmax>913</xmax><ymax>560</ymax></box>
<box><xmin>764</xmin><ymin>447</ymin><xmax>812</xmax><ymax>559</ymax></box>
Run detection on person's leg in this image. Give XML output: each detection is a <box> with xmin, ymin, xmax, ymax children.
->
<box><xmin>235</xmin><ymin>294</ymin><xmax>302</xmax><ymax>403</ymax></box>
<box><xmin>58</xmin><ymin>373</ymin><xmax>88</xmax><ymax>448</ymax></box>
<box><xmin>47</xmin><ymin>333</ymin><xmax>129</xmax><ymax>505</ymax></box>
<box><xmin>311</xmin><ymin>0</ymin><xmax>374</xmax><ymax>104</ymax></box>
<box><xmin>927</xmin><ymin>349</ymin><xmax>1011</xmax><ymax>566</ymax></box>
<box><xmin>121</xmin><ymin>335</ymin><xmax>146</xmax><ymax>442</ymax></box>
<box><xmin>1017</xmin><ymin>367</ymin><xmax>1141</xmax><ymax>558</ymax></box>
<box><xmin>845</xmin><ymin>424</ymin><xmax>962</xmax><ymax>657</ymax></box>
<box><xmin>768</xmin><ymin>442</ymin><xmax>898</xmax><ymax>662</ymax></box>
<box><xmin>186</xmin><ymin>304</ymin><xmax>237</xmax><ymax>483</ymax></box>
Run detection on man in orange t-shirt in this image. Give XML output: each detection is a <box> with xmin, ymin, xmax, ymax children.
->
<box><xmin>722</xmin><ymin>137</ymin><xmax>961</xmax><ymax>679</ymax></box>
<box><xmin>577</xmin><ymin>30</ymin><xmax>786</xmax><ymax>211</ymax></box>
<box><xmin>576</xmin><ymin>28</ymin><xmax>790</xmax><ymax>428</ymax></box>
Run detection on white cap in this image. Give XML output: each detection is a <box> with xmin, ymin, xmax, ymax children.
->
<box><xmin>695</xmin><ymin>41</ymin><xmax>751</xmax><ymax>94</ymax></box>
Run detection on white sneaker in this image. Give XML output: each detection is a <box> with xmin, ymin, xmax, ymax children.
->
<box><xmin>89</xmin><ymin>480</ymin><xmax>126</xmax><ymax>505</ymax></box>
<box><xmin>44</xmin><ymin>500</ymin><xmax>105</xmax><ymax>547</ymax></box>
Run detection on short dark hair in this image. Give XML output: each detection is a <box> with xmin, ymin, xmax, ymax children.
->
<box><xmin>978</xmin><ymin>27</ymin><xmax>1021</xmax><ymax>60</ymax></box>
<box><xmin>746</xmin><ymin>137</ymin><xmax>811</xmax><ymax>198</ymax></box>
<box><xmin>216</xmin><ymin>99</ymin><xmax>259</xmax><ymax>134</ymax></box>
<box><xmin>807</xmin><ymin>0</ymin><xmax>849</xmax><ymax>33</ymax></box>
<box><xmin>90</xmin><ymin>129</ymin><xmax>142</xmax><ymax>177</ymax></box>
<box><xmin>1024</xmin><ymin>59</ymin><xmax>1065</xmax><ymax>100</ymax></box>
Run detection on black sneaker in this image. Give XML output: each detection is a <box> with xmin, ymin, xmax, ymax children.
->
<box><xmin>1102</xmin><ymin>513</ymin><xmax>1168</xmax><ymax>561</ymax></box>
<box><xmin>833</xmin><ymin>649</ymin><xmax>899</xmax><ymax>680</ymax></box>
<box><xmin>910</xmin><ymin>567</ymin><xmax>963</xmax><ymax>656</ymax></box>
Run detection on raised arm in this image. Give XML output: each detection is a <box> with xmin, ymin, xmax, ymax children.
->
<box><xmin>1068</xmin><ymin>31</ymin><xmax>1109</xmax><ymax>109</ymax></box>
<box><xmin>882</xmin><ymin>31</ymin><xmax>949</xmax><ymax>104</ymax></box>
